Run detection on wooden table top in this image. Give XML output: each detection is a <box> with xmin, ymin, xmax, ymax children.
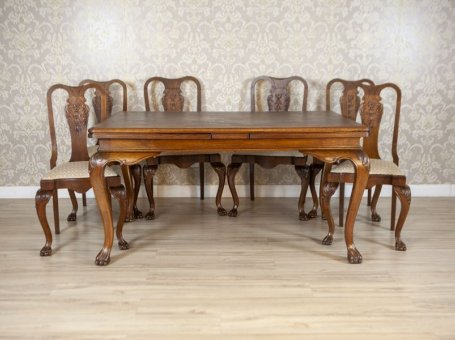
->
<box><xmin>90</xmin><ymin>111</ymin><xmax>369</xmax><ymax>135</ymax></box>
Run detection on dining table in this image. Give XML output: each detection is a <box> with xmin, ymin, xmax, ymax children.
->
<box><xmin>88</xmin><ymin>110</ymin><xmax>370</xmax><ymax>266</ymax></box>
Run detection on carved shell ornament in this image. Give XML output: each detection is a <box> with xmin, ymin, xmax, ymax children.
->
<box><xmin>65</xmin><ymin>96</ymin><xmax>89</xmax><ymax>135</ymax></box>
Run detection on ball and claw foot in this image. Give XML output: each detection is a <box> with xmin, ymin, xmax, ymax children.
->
<box><xmin>217</xmin><ymin>207</ymin><xmax>228</xmax><ymax>216</ymax></box>
<box><xmin>307</xmin><ymin>209</ymin><xmax>317</xmax><ymax>219</ymax></box>
<box><xmin>347</xmin><ymin>247</ymin><xmax>363</xmax><ymax>264</ymax></box>
<box><xmin>133</xmin><ymin>207</ymin><xmax>143</xmax><ymax>219</ymax></box>
<box><xmin>395</xmin><ymin>239</ymin><xmax>407</xmax><ymax>251</ymax></box>
<box><xmin>95</xmin><ymin>248</ymin><xmax>111</xmax><ymax>266</ymax></box>
<box><xmin>322</xmin><ymin>234</ymin><xmax>333</xmax><ymax>246</ymax></box>
<box><xmin>145</xmin><ymin>211</ymin><xmax>155</xmax><ymax>220</ymax></box>
<box><xmin>299</xmin><ymin>212</ymin><xmax>309</xmax><ymax>221</ymax></box>
<box><xmin>40</xmin><ymin>245</ymin><xmax>52</xmax><ymax>256</ymax></box>
<box><xmin>371</xmin><ymin>212</ymin><xmax>381</xmax><ymax>222</ymax></box>
<box><xmin>67</xmin><ymin>212</ymin><xmax>76</xmax><ymax>221</ymax></box>
<box><xmin>118</xmin><ymin>239</ymin><xmax>130</xmax><ymax>250</ymax></box>
<box><xmin>228</xmin><ymin>208</ymin><xmax>238</xmax><ymax>217</ymax></box>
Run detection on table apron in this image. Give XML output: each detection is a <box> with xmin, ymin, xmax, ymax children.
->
<box><xmin>98</xmin><ymin>137</ymin><xmax>362</xmax><ymax>153</ymax></box>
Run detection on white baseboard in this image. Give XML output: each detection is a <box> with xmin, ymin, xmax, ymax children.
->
<box><xmin>0</xmin><ymin>184</ymin><xmax>454</xmax><ymax>198</ymax></box>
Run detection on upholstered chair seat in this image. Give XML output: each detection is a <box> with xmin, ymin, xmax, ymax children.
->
<box><xmin>42</xmin><ymin>161</ymin><xmax>117</xmax><ymax>180</ymax></box>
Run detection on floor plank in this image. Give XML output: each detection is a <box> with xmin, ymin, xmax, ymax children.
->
<box><xmin>0</xmin><ymin>197</ymin><xmax>454</xmax><ymax>339</ymax></box>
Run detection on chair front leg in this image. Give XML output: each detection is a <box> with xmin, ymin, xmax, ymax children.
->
<box><xmin>131</xmin><ymin>164</ymin><xmax>143</xmax><ymax>219</ymax></box>
<box><xmin>320</xmin><ymin>164</ymin><xmax>339</xmax><ymax>246</ymax></box>
<box><xmin>143</xmin><ymin>164</ymin><xmax>158</xmax><ymax>220</ymax></box>
<box><xmin>199</xmin><ymin>162</ymin><xmax>205</xmax><ymax>200</ymax></box>
<box><xmin>82</xmin><ymin>193</ymin><xmax>87</xmax><ymax>207</ymax></box>
<box><xmin>371</xmin><ymin>185</ymin><xmax>382</xmax><ymax>222</ymax></box>
<box><xmin>249</xmin><ymin>162</ymin><xmax>255</xmax><ymax>200</ymax></box>
<box><xmin>393</xmin><ymin>184</ymin><xmax>411</xmax><ymax>251</ymax></box>
<box><xmin>210</xmin><ymin>161</ymin><xmax>227</xmax><ymax>216</ymax></box>
<box><xmin>308</xmin><ymin>164</ymin><xmax>322</xmax><ymax>218</ymax></box>
<box><xmin>227</xmin><ymin>162</ymin><xmax>242</xmax><ymax>217</ymax></box>
<box><xmin>52</xmin><ymin>188</ymin><xmax>60</xmax><ymax>234</ymax></box>
<box><xmin>36</xmin><ymin>189</ymin><xmax>53</xmax><ymax>256</ymax></box>
<box><xmin>295</xmin><ymin>165</ymin><xmax>310</xmax><ymax>221</ymax></box>
<box><xmin>109</xmin><ymin>184</ymin><xmax>129</xmax><ymax>250</ymax></box>
<box><xmin>67</xmin><ymin>189</ymin><xmax>78</xmax><ymax>221</ymax></box>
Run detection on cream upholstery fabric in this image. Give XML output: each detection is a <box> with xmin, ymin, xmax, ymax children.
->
<box><xmin>42</xmin><ymin>161</ymin><xmax>118</xmax><ymax>180</ymax></box>
<box><xmin>331</xmin><ymin>159</ymin><xmax>404</xmax><ymax>176</ymax></box>
<box><xmin>233</xmin><ymin>151</ymin><xmax>304</xmax><ymax>157</ymax></box>
<box><xmin>87</xmin><ymin>145</ymin><xmax>98</xmax><ymax>157</ymax></box>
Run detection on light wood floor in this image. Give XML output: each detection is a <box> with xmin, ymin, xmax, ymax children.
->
<box><xmin>1</xmin><ymin>197</ymin><xmax>455</xmax><ymax>339</ymax></box>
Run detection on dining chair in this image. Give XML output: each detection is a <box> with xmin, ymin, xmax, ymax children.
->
<box><xmin>320</xmin><ymin>82</ymin><xmax>411</xmax><ymax>252</ymax></box>
<box><xmin>36</xmin><ymin>83</ymin><xmax>128</xmax><ymax>258</ymax></box>
<box><xmin>325</xmin><ymin>78</ymin><xmax>375</xmax><ymax>226</ymax></box>
<box><xmin>79</xmin><ymin>79</ymin><xmax>142</xmax><ymax>221</ymax></box>
<box><xmin>227</xmin><ymin>76</ymin><xmax>313</xmax><ymax>220</ymax></box>
<box><xmin>142</xmin><ymin>76</ymin><xmax>227</xmax><ymax>219</ymax></box>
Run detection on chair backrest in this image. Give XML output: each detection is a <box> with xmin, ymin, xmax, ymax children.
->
<box><xmin>325</xmin><ymin>78</ymin><xmax>375</xmax><ymax>120</ymax></box>
<box><xmin>326</xmin><ymin>79</ymin><xmax>401</xmax><ymax>164</ymax></box>
<box><xmin>359</xmin><ymin>82</ymin><xmax>402</xmax><ymax>165</ymax></box>
<box><xmin>250</xmin><ymin>76</ymin><xmax>308</xmax><ymax>112</ymax></box>
<box><xmin>143</xmin><ymin>76</ymin><xmax>201</xmax><ymax>112</ymax></box>
<box><xmin>79</xmin><ymin>79</ymin><xmax>127</xmax><ymax>122</ymax></box>
<box><xmin>46</xmin><ymin>83</ymin><xmax>108</xmax><ymax>168</ymax></box>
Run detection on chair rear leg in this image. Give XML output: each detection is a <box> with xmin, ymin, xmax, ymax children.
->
<box><xmin>82</xmin><ymin>193</ymin><xmax>87</xmax><ymax>206</ymax></box>
<box><xmin>67</xmin><ymin>189</ymin><xmax>78</xmax><ymax>221</ymax></box>
<box><xmin>371</xmin><ymin>185</ymin><xmax>382</xmax><ymax>222</ymax></box>
<box><xmin>339</xmin><ymin>183</ymin><xmax>345</xmax><ymax>227</ymax></box>
<box><xmin>52</xmin><ymin>188</ymin><xmax>60</xmax><ymax>234</ymax></box>
<box><xmin>367</xmin><ymin>188</ymin><xmax>372</xmax><ymax>206</ymax></box>
<box><xmin>249</xmin><ymin>162</ymin><xmax>255</xmax><ymax>200</ymax></box>
<box><xmin>131</xmin><ymin>164</ymin><xmax>143</xmax><ymax>219</ymax></box>
<box><xmin>210</xmin><ymin>161</ymin><xmax>227</xmax><ymax>216</ymax></box>
<box><xmin>295</xmin><ymin>165</ymin><xmax>310</xmax><ymax>221</ymax></box>
<box><xmin>391</xmin><ymin>189</ymin><xmax>397</xmax><ymax>230</ymax></box>
<box><xmin>36</xmin><ymin>189</ymin><xmax>53</xmax><ymax>256</ymax></box>
<box><xmin>199</xmin><ymin>162</ymin><xmax>205</xmax><ymax>200</ymax></box>
<box><xmin>227</xmin><ymin>162</ymin><xmax>242</xmax><ymax>217</ymax></box>
<box><xmin>143</xmin><ymin>164</ymin><xmax>158</xmax><ymax>220</ymax></box>
<box><xmin>393</xmin><ymin>185</ymin><xmax>411</xmax><ymax>251</ymax></box>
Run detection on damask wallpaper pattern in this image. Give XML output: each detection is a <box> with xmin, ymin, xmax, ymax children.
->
<box><xmin>1</xmin><ymin>0</ymin><xmax>454</xmax><ymax>187</ymax></box>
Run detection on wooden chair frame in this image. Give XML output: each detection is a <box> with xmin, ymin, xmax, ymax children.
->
<box><xmin>36</xmin><ymin>83</ymin><xmax>127</xmax><ymax>261</ymax></box>
<box><xmin>79</xmin><ymin>79</ymin><xmax>142</xmax><ymax>221</ymax></box>
<box><xmin>227</xmin><ymin>76</ymin><xmax>313</xmax><ymax>219</ymax></box>
<box><xmin>142</xmin><ymin>76</ymin><xmax>227</xmax><ymax>219</ymax></box>
<box><xmin>320</xmin><ymin>81</ymin><xmax>411</xmax><ymax>252</ymax></box>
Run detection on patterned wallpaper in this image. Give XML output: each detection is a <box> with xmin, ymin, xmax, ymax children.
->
<box><xmin>1</xmin><ymin>0</ymin><xmax>454</xmax><ymax>187</ymax></box>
